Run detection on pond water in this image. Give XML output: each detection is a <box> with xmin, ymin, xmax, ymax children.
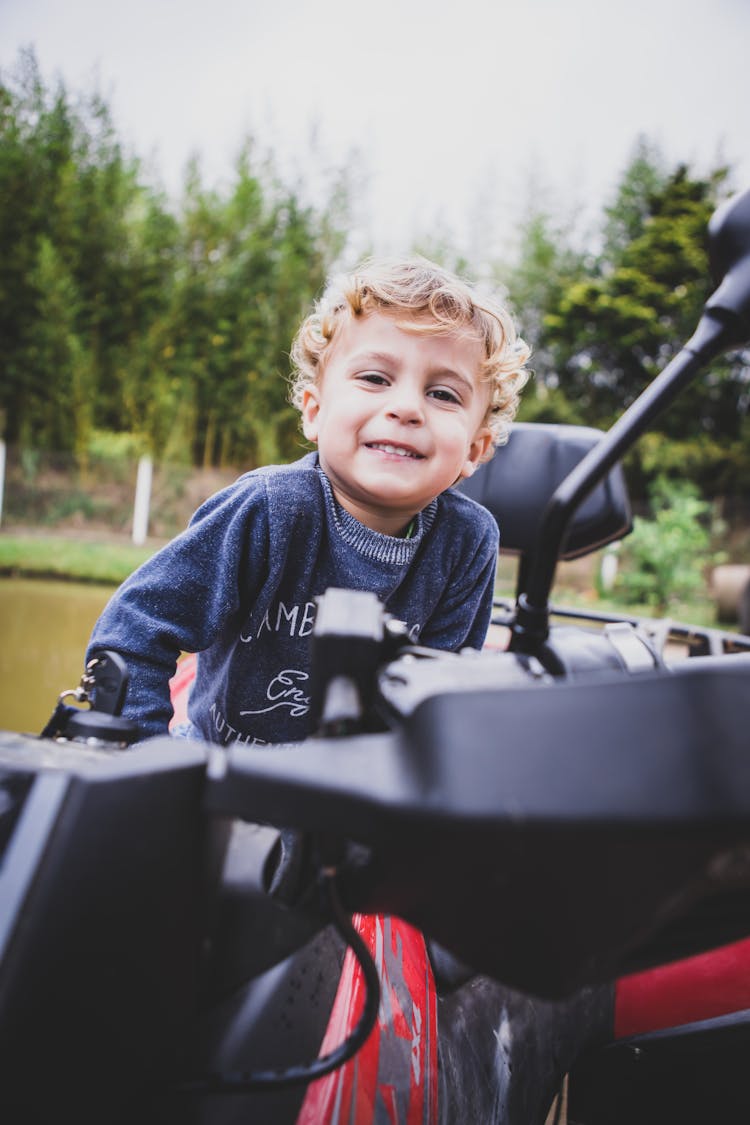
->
<box><xmin>0</xmin><ymin>578</ymin><xmax>114</xmax><ymax>734</ymax></box>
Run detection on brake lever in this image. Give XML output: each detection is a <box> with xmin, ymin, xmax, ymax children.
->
<box><xmin>39</xmin><ymin>650</ymin><xmax>138</xmax><ymax>746</ymax></box>
<box><xmin>84</xmin><ymin>650</ymin><xmax>130</xmax><ymax>715</ymax></box>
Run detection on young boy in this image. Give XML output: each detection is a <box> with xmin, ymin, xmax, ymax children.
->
<box><xmin>86</xmin><ymin>257</ymin><xmax>529</xmax><ymax>745</ymax></box>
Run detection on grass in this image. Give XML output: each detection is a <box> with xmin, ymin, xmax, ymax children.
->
<box><xmin>0</xmin><ymin>533</ymin><xmax>157</xmax><ymax>586</ymax></box>
<box><xmin>0</xmin><ymin>531</ymin><xmax>731</xmax><ymax>632</ymax></box>
<box><xmin>495</xmin><ymin>555</ymin><xmax>726</xmax><ymax>631</ymax></box>
<box><xmin>549</xmin><ymin>587</ymin><xmax>722</xmax><ymax>631</ymax></box>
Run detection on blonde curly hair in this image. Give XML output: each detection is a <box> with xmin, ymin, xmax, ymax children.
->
<box><xmin>289</xmin><ymin>256</ymin><xmax>529</xmax><ymax>454</ymax></box>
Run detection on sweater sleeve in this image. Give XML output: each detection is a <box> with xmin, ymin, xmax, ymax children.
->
<box><xmin>417</xmin><ymin>500</ymin><xmax>499</xmax><ymax>652</ymax></box>
<box><xmin>86</xmin><ymin>476</ymin><xmax>269</xmax><ymax>739</ymax></box>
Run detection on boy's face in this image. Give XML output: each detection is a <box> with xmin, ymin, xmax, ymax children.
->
<box><xmin>301</xmin><ymin>311</ymin><xmax>493</xmax><ymax>535</ymax></box>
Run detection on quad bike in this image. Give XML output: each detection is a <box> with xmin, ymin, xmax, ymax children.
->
<box><xmin>1</xmin><ymin>187</ymin><xmax>750</xmax><ymax>1125</ymax></box>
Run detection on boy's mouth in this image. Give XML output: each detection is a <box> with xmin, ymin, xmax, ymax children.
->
<box><xmin>366</xmin><ymin>442</ymin><xmax>425</xmax><ymax>460</ymax></box>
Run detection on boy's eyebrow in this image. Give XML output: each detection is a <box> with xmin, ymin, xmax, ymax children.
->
<box><xmin>348</xmin><ymin>349</ymin><xmax>400</xmax><ymax>369</ymax></box>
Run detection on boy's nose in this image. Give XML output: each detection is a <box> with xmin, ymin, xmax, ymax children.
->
<box><xmin>385</xmin><ymin>387</ymin><xmax>424</xmax><ymax>424</ymax></box>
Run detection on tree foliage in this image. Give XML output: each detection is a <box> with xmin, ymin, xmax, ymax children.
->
<box><xmin>503</xmin><ymin>139</ymin><xmax>750</xmax><ymax>494</ymax></box>
<box><xmin>542</xmin><ymin>141</ymin><xmax>735</xmax><ymax>431</ymax></box>
<box><xmin>0</xmin><ymin>49</ymin><xmax>349</xmax><ymax>468</ymax></box>
<box><xmin>2</xmin><ymin>51</ymin><xmax>748</xmax><ymax>496</ymax></box>
<box><xmin>0</xmin><ymin>49</ymin><xmax>140</xmax><ymax>451</ymax></box>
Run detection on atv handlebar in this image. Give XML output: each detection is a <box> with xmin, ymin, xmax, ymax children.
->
<box><xmin>196</xmin><ymin>588</ymin><xmax>750</xmax><ymax>999</ymax></box>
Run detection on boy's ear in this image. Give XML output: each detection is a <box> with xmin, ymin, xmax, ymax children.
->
<box><xmin>458</xmin><ymin>426</ymin><xmax>493</xmax><ymax>480</ymax></box>
<box><xmin>301</xmin><ymin>384</ymin><xmax>321</xmax><ymax>443</ymax></box>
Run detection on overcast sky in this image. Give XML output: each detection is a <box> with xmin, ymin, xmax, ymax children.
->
<box><xmin>3</xmin><ymin>0</ymin><xmax>749</xmax><ymax>260</ymax></box>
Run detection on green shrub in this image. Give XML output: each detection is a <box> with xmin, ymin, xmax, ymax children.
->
<box><xmin>612</xmin><ymin>476</ymin><xmax>726</xmax><ymax>614</ymax></box>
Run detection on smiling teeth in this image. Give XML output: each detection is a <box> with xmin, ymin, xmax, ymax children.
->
<box><xmin>369</xmin><ymin>443</ymin><xmax>422</xmax><ymax>459</ymax></box>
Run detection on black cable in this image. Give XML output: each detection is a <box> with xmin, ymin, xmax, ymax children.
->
<box><xmin>178</xmin><ymin>871</ymin><xmax>381</xmax><ymax>1094</ymax></box>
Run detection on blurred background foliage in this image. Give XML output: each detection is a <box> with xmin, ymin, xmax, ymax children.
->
<box><xmin>2</xmin><ymin>47</ymin><xmax>749</xmax><ymax>503</ymax></box>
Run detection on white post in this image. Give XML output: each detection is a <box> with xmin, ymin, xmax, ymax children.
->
<box><xmin>599</xmin><ymin>545</ymin><xmax>620</xmax><ymax>591</ymax></box>
<box><xmin>0</xmin><ymin>440</ymin><xmax>5</xmax><ymax>528</ymax></box>
<box><xmin>132</xmin><ymin>455</ymin><xmax>153</xmax><ymax>546</ymax></box>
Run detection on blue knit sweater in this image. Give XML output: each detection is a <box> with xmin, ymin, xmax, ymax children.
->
<box><xmin>87</xmin><ymin>453</ymin><xmax>499</xmax><ymax>745</ymax></box>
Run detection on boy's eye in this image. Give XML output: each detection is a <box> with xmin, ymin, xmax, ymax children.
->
<box><xmin>358</xmin><ymin>371</ymin><xmax>389</xmax><ymax>386</ymax></box>
<box><xmin>428</xmin><ymin>387</ymin><xmax>461</xmax><ymax>405</ymax></box>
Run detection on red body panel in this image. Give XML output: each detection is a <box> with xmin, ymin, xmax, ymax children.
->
<box><xmin>168</xmin><ymin>654</ymin><xmax>195</xmax><ymax>728</ymax></box>
<box><xmin>615</xmin><ymin>936</ymin><xmax>750</xmax><ymax>1038</ymax></box>
<box><xmin>297</xmin><ymin>915</ymin><xmax>438</xmax><ymax>1125</ymax></box>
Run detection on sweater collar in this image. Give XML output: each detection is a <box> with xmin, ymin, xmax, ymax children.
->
<box><xmin>316</xmin><ymin>461</ymin><xmax>437</xmax><ymax>565</ymax></box>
